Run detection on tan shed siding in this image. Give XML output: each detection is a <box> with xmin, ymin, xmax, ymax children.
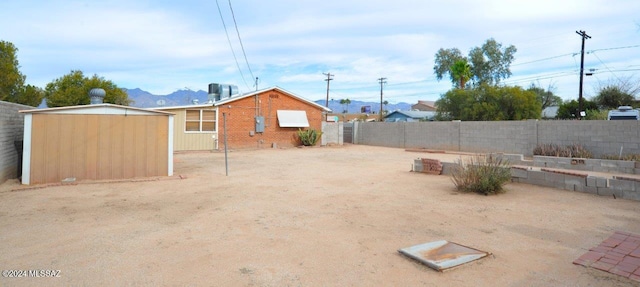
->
<box><xmin>29</xmin><ymin>114</ymin><xmax>169</xmax><ymax>184</ymax></box>
<box><xmin>163</xmin><ymin>108</ymin><xmax>218</xmax><ymax>151</ymax></box>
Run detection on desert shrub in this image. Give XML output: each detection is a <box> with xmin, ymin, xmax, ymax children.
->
<box><xmin>566</xmin><ymin>143</ymin><xmax>592</xmax><ymax>158</ymax></box>
<box><xmin>297</xmin><ymin>128</ymin><xmax>322</xmax><ymax>146</ymax></box>
<box><xmin>600</xmin><ymin>153</ymin><xmax>640</xmax><ymax>161</ymax></box>
<box><xmin>451</xmin><ymin>155</ymin><xmax>511</xmax><ymax>195</ymax></box>
<box><xmin>533</xmin><ymin>143</ymin><xmax>592</xmax><ymax>158</ymax></box>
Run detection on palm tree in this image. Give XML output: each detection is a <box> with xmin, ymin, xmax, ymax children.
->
<box><xmin>451</xmin><ymin>60</ymin><xmax>472</xmax><ymax>89</ymax></box>
<box><xmin>340</xmin><ymin>98</ymin><xmax>352</xmax><ymax>113</ymax></box>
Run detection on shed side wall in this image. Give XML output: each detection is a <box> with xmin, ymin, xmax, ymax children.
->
<box><xmin>29</xmin><ymin>114</ymin><xmax>168</xmax><ymax>184</ymax></box>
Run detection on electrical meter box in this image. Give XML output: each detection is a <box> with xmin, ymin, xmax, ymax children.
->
<box><xmin>255</xmin><ymin>116</ymin><xmax>265</xmax><ymax>133</ymax></box>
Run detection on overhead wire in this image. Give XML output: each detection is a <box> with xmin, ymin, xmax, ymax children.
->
<box><xmin>228</xmin><ymin>0</ymin><xmax>255</xmax><ymax>81</ymax></box>
<box><xmin>215</xmin><ymin>0</ymin><xmax>251</xmax><ymax>90</ymax></box>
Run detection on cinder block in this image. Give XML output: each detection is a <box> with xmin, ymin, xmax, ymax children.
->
<box><xmin>609</xmin><ymin>179</ymin><xmax>635</xmax><ymax>192</ymax></box>
<box><xmin>565</xmin><ymin>174</ymin><xmax>586</xmax><ymax>186</ymax></box>
<box><xmin>586</xmin><ymin>176</ymin><xmax>597</xmax><ymax>187</ymax></box>
<box><xmin>510</xmin><ymin>168</ymin><xmax>528</xmax><ymax>178</ymax></box>
<box><xmin>619</xmin><ymin>161</ymin><xmax>636</xmax><ymax>169</ymax></box>
<box><xmin>544</xmin><ymin>172</ymin><xmax>565</xmax><ymax>183</ymax></box>
<box><xmin>597</xmin><ymin>187</ymin><xmax>621</xmax><ymax>198</ymax></box>
<box><xmin>583</xmin><ymin>186</ymin><xmax>598</xmax><ymax>194</ymax></box>
<box><xmin>565</xmin><ymin>183</ymin><xmax>576</xmax><ymax>191</ymax></box>
<box><xmin>413</xmin><ymin>160</ymin><xmax>423</xmax><ymax>172</ymax></box>
<box><xmin>441</xmin><ymin>162</ymin><xmax>460</xmax><ymax>176</ymax></box>
<box><xmin>528</xmin><ymin>170</ymin><xmax>545</xmax><ymax>181</ymax></box>
<box><xmin>596</xmin><ymin>177</ymin><xmax>608</xmax><ymax>188</ymax></box>
<box><xmin>623</xmin><ymin>190</ymin><xmax>640</xmax><ymax>201</ymax></box>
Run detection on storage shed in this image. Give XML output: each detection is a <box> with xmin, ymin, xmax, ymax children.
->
<box><xmin>20</xmin><ymin>104</ymin><xmax>174</xmax><ymax>185</ymax></box>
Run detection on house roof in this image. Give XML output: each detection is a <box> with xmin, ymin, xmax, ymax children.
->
<box><xmin>385</xmin><ymin>110</ymin><xmax>436</xmax><ymax>119</ymax></box>
<box><xmin>20</xmin><ymin>103</ymin><xmax>174</xmax><ymax>116</ymax></box>
<box><xmin>150</xmin><ymin>103</ymin><xmax>215</xmax><ymax>111</ymax></box>
<box><xmin>215</xmin><ymin>86</ymin><xmax>332</xmax><ymax>112</ymax></box>
<box><xmin>411</xmin><ymin>100</ymin><xmax>437</xmax><ymax>111</ymax></box>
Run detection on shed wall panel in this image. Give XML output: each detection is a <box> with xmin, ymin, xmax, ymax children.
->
<box><xmin>29</xmin><ymin>114</ymin><xmax>169</xmax><ymax>184</ymax></box>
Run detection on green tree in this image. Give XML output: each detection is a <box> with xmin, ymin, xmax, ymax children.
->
<box><xmin>0</xmin><ymin>41</ymin><xmax>25</xmax><ymax>103</ymax></box>
<box><xmin>434</xmin><ymin>48</ymin><xmax>465</xmax><ymax>85</ymax></box>
<box><xmin>434</xmin><ymin>38</ymin><xmax>517</xmax><ymax>87</ymax></box>
<box><xmin>556</xmin><ymin>99</ymin><xmax>598</xmax><ymax>119</ymax></box>
<box><xmin>468</xmin><ymin>39</ymin><xmax>517</xmax><ymax>86</ymax></box>
<box><xmin>15</xmin><ymin>85</ymin><xmax>45</xmax><ymax>107</ymax></box>
<box><xmin>435</xmin><ymin>85</ymin><xmax>540</xmax><ymax>121</ymax></box>
<box><xmin>592</xmin><ymin>85</ymin><xmax>635</xmax><ymax>109</ymax></box>
<box><xmin>527</xmin><ymin>83</ymin><xmax>562</xmax><ymax>110</ymax></box>
<box><xmin>45</xmin><ymin>70</ymin><xmax>131</xmax><ymax>107</ymax></box>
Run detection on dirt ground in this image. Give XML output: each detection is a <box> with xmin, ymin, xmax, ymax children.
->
<box><xmin>1</xmin><ymin>145</ymin><xmax>640</xmax><ymax>286</ymax></box>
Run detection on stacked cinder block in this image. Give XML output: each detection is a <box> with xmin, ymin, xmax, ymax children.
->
<box><xmin>510</xmin><ymin>166</ymin><xmax>640</xmax><ymax>201</ymax></box>
<box><xmin>532</xmin><ymin>156</ymin><xmax>640</xmax><ymax>174</ymax></box>
<box><xmin>0</xmin><ymin>101</ymin><xmax>34</xmax><ymax>183</ymax></box>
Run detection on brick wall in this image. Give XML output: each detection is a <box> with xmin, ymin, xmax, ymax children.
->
<box><xmin>355</xmin><ymin>120</ymin><xmax>640</xmax><ymax>157</ymax></box>
<box><xmin>218</xmin><ymin>90</ymin><xmax>325</xmax><ymax>149</ymax></box>
<box><xmin>0</xmin><ymin>101</ymin><xmax>34</xmax><ymax>183</ymax></box>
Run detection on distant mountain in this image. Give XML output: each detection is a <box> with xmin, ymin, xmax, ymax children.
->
<box><xmin>316</xmin><ymin>99</ymin><xmax>413</xmax><ymax>114</ymax></box>
<box><xmin>126</xmin><ymin>88</ymin><xmax>210</xmax><ymax>108</ymax></box>
<box><xmin>125</xmin><ymin>88</ymin><xmax>415</xmax><ymax>112</ymax></box>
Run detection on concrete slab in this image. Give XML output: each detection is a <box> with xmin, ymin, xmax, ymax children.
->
<box><xmin>399</xmin><ymin>240</ymin><xmax>490</xmax><ymax>272</ymax></box>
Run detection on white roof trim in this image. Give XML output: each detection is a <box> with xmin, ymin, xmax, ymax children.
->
<box><xmin>20</xmin><ymin>103</ymin><xmax>173</xmax><ymax>115</ymax></box>
<box><xmin>215</xmin><ymin>86</ymin><xmax>332</xmax><ymax>112</ymax></box>
<box><xmin>277</xmin><ymin>110</ymin><xmax>310</xmax><ymax>128</ymax></box>
<box><xmin>151</xmin><ymin>103</ymin><xmax>215</xmax><ymax>110</ymax></box>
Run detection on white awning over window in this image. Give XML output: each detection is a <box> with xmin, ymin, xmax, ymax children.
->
<box><xmin>277</xmin><ymin>110</ymin><xmax>309</xmax><ymax>127</ymax></box>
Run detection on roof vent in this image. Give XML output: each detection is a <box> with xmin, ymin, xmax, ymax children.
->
<box><xmin>89</xmin><ymin>88</ymin><xmax>106</xmax><ymax>104</ymax></box>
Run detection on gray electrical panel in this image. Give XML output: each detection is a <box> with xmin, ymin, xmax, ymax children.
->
<box><xmin>255</xmin><ymin>116</ymin><xmax>265</xmax><ymax>133</ymax></box>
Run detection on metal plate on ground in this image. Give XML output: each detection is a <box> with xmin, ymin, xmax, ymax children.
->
<box><xmin>398</xmin><ymin>240</ymin><xmax>490</xmax><ymax>271</ymax></box>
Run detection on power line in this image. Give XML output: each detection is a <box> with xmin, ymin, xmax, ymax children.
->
<box><xmin>378</xmin><ymin>77</ymin><xmax>387</xmax><ymax>121</ymax></box>
<box><xmin>576</xmin><ymin>30</ymin><xmax>591</xmax><ymax>120</ymax></box>
<box><xmin>228</xmin><ymin>0</ymin><xmax>255</xmax><ymax>81</ymax></box>
<box><xmin>215</xmin><ymin>0</ymin><xmax>250</xmax><ymax>90</ymax></box>
<box><xmin>323</xmin><ymin>72</ymin><xmax>334</xmax><ymax>107</ymax></box>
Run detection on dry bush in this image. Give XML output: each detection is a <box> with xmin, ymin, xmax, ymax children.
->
<box><xmin>451</xmin><ymin>154</ymin><xmax>511</xmax><ymax>195</ymax></box>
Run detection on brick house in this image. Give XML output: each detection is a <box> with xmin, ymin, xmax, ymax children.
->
<box><xmin>155</xmin><ymin>86</ymin><xmax>331</xmax><ymax>150</ymax></box>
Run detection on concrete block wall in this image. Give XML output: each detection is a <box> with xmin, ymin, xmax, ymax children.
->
<box><xmin>403</xmin><ymin>121</ymin><xmax>460</xmax><ymax>151</ymax></box>
<box><xmin>0</xmin><ymin>101</ymin><xmax>34</xmax><ymax>183</ymax></box>
<box><xmin>537</xmin><ymin>120</ymin><xmax>640</xmax><ymax>157</ymax></box>
<box><xmin>321</xmin><ymin>122</ymin><xmax>343</xmax><ymax>146</ymax></box>
<box><xmin>355</xmin><ymin>120</ymin><xmax>640</xmax><ymax>157</ymax></box>
<box><xmin>459</xmin><ymin>120</ymin><xmax>537</xmax><ymax>154</ymax></box>
<box><xmin>356</xmin><ymin>122</ymin><xmax>405</xmax><ymax>148</ymax></box>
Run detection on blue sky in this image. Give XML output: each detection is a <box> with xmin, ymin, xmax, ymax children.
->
<box><xmin>2</xmin><ymin>0</ymin><xmax>640</xmax><ymax>104</ymax></box>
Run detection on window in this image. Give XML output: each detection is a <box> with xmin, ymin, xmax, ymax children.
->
<box><xmin>185</xmin><ymin>109</ymin><xmax>216</xmax><ymax>132</ymax></box>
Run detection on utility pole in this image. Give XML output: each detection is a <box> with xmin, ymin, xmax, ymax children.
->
<box><xmin>254</xmin><ymin>77</ymin><xmax>259</xmax><ymax>91</ymax></box>
<box><xmin>323</xmin><ymin>72</ymin><xmax>334</xmax><ymax>107</ymax></box>
<box><xmin>576</xmin><ymin>30</ymin><xmax>591</xmax><ymax>120</ymax></box>
<box><xmin>378</xmin><ymin>77</ymin><xmax>387</xmax><ymax>121</ymax></box>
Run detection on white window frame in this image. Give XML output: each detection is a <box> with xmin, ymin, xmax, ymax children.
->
<box><xmin>185</xmin><ymin>109</ymin><xmax>217</xmax><ymax>133</ymax></box>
